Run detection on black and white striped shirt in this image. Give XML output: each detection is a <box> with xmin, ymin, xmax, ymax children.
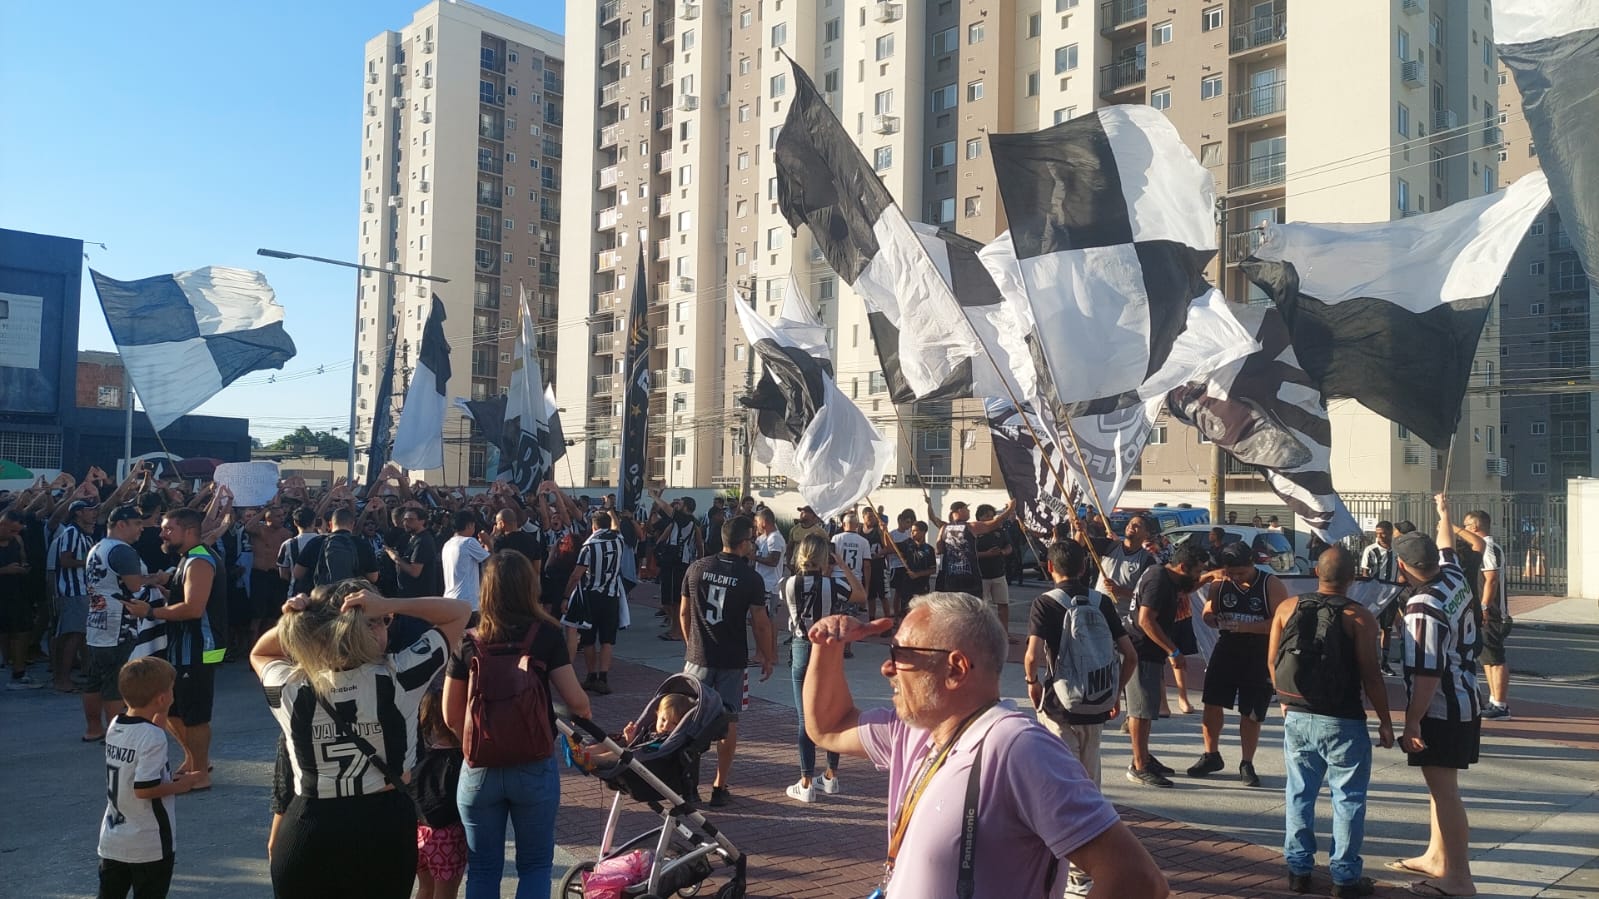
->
<box><xmin>262</xmin><ymin>628</ymin><xmax>447</xmax><ymax>799</ymax></box>
<box><xmin>781</xmin><ymin>573</ymin><xmax>851</xmax><ymax>640</ymax></box>
<box><xmin>576</xmin><ymin>529</ymin><xmax>625</xmax><ymax>598</ymax></box>
<box><xmin>1360</xmin><ymin>542</ymin><xmax>1398</xmax><ymax>584</ymax></box>
<box><xmin>1480</xmin><ymin>535</ymin><xmax>1505</xmax><ymax>614</ymax></box>
<box><xmin>1402</xmin><ymin>548</ymin><xmax>1480</xmax><ymax>723</ymax></box>
<box><xmin>49</xmin><ymin>523</ymin><xmax>95</xmax><ymax>596</ymax></box>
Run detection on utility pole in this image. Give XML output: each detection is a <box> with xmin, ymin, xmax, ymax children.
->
<box><xmin>1210</xmin><ymin>195</ymin><xmax>1228</xmax><ymax>525</ymax></box>
<box><xmin>737</xmin><ymin>277</ymin><xmax>757</xmax><ymax>500</ymax></box>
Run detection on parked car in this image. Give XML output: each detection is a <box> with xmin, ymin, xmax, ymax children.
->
<box><xmin>1162</xmin><ymin>524</ymin><xmax>1307</xmax><ymax>575</ymax></box>
<box><xmin>1106</xmin><ymin>503</ymin><xmax>1211</xmax><ymax>537</ymax></box>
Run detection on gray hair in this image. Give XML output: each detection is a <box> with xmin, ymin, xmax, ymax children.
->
<box><xmin>910</xmin><ymin>591</ymin><xmax>1008</xmax><ymax>677</ymax></box>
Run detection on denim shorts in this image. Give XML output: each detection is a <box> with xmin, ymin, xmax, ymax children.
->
<box><xmin>683</xmin><ymin>663</ymin><xmax>745</xmax><ymax>722</ymax></box>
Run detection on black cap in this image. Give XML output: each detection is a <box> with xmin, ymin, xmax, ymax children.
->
<box><xmin>1218</xmin><ymin>541</ymin><xmax>1254</xmax><ymax>567</ymax></box>
<box><xmin>108</xmin><ymin>505</ymin><xmax>143</xmax><ymax>524</ymax></box>
<box><xmin>1393</xmin><ymin>532</ymin><xmax>1439</xmax><ymax>569</ymax></box>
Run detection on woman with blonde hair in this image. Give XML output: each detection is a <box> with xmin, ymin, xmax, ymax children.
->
<box><xmin>444</xmin><ymin>550</ymin><xmax>590</xmax><ymax>899</ymax></box>
<box><xmin>251</xmin><ymin>579</ymin><xmax>470</xmax><ymax>898</ymax></box>
<box><xmin>780</xmin><ymin>533</ymin><xmax>864</xmax><ymax>803</ymax></box>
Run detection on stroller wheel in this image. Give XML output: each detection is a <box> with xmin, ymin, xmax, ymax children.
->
<box><xmin>555</xmin><ymin>861</ymin><xmax>596</xmax><ymax>899</ymax></box>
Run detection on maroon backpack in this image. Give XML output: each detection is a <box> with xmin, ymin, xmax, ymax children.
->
<box><xmin>462</xmin><ymin>626</ymin><xmax>554</xmax><ymax>768</ymax></box>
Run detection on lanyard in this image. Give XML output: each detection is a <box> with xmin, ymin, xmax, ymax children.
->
<box><xmin>884</xmin><ymin>702</ymin><xmax>996</xmax><ymax>877</ymax></box>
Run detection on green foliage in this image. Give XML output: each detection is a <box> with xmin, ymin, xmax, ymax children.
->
<box><xmin>265</xmin><ymin>426</ymin><xmax>349</xmax><ymax>458</ymax></box>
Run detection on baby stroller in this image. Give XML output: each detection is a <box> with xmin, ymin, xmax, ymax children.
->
<box><xmin>556</xmin><ymin>673</ymin><xmax>747</xmax><ymax>899</ymax></box>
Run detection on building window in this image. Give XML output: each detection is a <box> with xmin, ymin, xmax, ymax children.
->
<box><xmin>1055</xmin><ymin>43</ymin><xmax>1079</xmax><ymax>73</ymax></box>
<box><xmin>926</xmin><ymin>197</ymin><xmax>954</xmax><ymax>224</ymax></box>
<box><xmin>1531</xmin><ymin>462</ymin><xmax>1548</xmax><ymax>476</ymax></box>
<box><xmin>875</xmin><ymin>34</ymin><xmax>895</xmax><ymax>60</ymax></box>
<box><xmin>1530</xmin><ymin>221</ymin><xmax>1546</xmax><ymax>236</ymax></box>
<box><xmin>824</xmin><ymin>18</ymin><xmax>840</xmax><ymax>41</ymax></box>
<box><xmin>737</xmin><ymin>103</ymin><xmax>750</xmax><ymax>122</ymax></box>
<box><xmin>1529</xmin><ymin>260</ymin><xmax>1544</xmax><ymax>275</ymax></box>
<box><xmin>1149</xmin><ymin>424</ymin><xmax>1168</xmax><ymax>445</ymax></box>
<box><xmin>930</xmin><ymin>141</ymin><xmax>955</xmax><ymax>167</ymax></box>
<box><xmin>771</xmin><ymin>23</ymin><xmax>787</xmax><ymax>46</ymax></box>
<box><xmin>1027</xmin><ymin>13</ymin><xmax>1041</xmax><ymax>38</ymax></box>
<box><xmin>1530</xmin><ymin>302</ymin><xmax>1544</xmax><ymax>315</ymax></box>
<box><xmin>1397</xmin><ymin>178</ymin><xmax>1410</xmax><ymax>213</ymax></box>
<box><xmin>97</xmin><ymin>385</ymin><xmax>121</xmax><ymax>408</ymax></box>
<box><xmin>1150</xmin><ymin>88</ymin><xmax>1171</xmax><ymax>110</ymax></box>
<box><xmin>965</xmin><ymin>138</ymin><xmax>983</xmax><ymax>160</ymax></box>
<box><xmin>966</xmin><ymin>80</ymin><xmax>985</xmax><ymax>102</ymax></box>
<box><xmin>1398</xmin><ymin>27</ymin><xmax>1411</xmax><ymax>60</ymax></box>
<box><xmin>823</xmin><ymin>70</ymin><xmax>840</xmax><ymax>92</ymax></box>
<box><xmin>923</xmin><ymin>428</ymin><xmax>951</xmax><ymax>452</ymax></box>
<box><xmin>963</xmin><ymin>196</ymin><xmax>981</xmax><ymax>218</ymax></box>
<box><xmin>738</xmin><ymin>57</ymin><xmax>751</xmax><ymax>75</ymax></box>
<box><xmin>1200</xmin><ymin>142</ymin><xmax>1222</xmax><ymax>166</ymax></box>
<box><xmin>1202</xmin><ymin>6</ymin><xmax>1223</xmax><ymax>30</ymax></box>
<box><xmin>874</xmin><ymin>146</ymin><xmax>893</xmax><ymax>171</ymax></box>
<box><xmin>1397</xmin><ymin>102</ymin><xmax>1410</xmax><ymax>137</ymax></box>
<box><xmin>1201</xmin><ymin>74</ymin><xmax>1223</xmax><ymax>100</ymax></box>
<box><xmin>968</xmin><ymin>22</ymin><xmax>985</xmax><ymax>44</ymax></box>
<box><xmin>1026</xmin><ymin>71</ymin><xmax>1040</xmax><ymax>97</ymax></box>
<box><xmin>770</xmin><ymin>73</ymin><xmax>787</xmax><ymax>97</ymax></box>
<box><xmin>1484</xmin><ymin>165</ymin><xmax>1495</xmax><ymax>194</ymax></box>
<box><xmin>1053</xmin><ymin>106</ymin><xmax>1076</xmax><ymax>124</ymax></box>
<box><xmin>1153</xmin><ymin>21</ymin><xmax>1173</xmax><ymax>45</ymax></box>
<box><xmin>682</xmin><ymin>28</ymin><xmax>696</xmax><ymax>49</ymax></box>
<box><xmin>932</xmin><ymin>83</ymin><xmax>957</xmax><ymax>111</ymax></box>
<box><xmin>932</xmin><ymin>27</ymin><xmax>957</xmax><ymax>54</ymax></box>
<box><xmin>737</xmin><ymin>152</ymin><xmax>750</xmax><ymax>171</ymax></box>
<box><xmin>678</xmin><ymin>164</ymin><xmax>693</xmax><ymax>185</ymax></box>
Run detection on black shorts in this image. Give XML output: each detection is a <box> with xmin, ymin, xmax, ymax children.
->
<box><xmin>1202</xmin><ymin>643</ymin><xmax>1272</xmax><ymax>720</ymax></box>
<box><xmin>575</xmin><ymin>590</ymin><xmax>621</xmax><ymax>648</ymax></box>
<box><xmin>1408</xmin><ymin>716</ymin><xmax>1481</xmax><ymax>770</ymax></box>
<box><xmin>1377</xmin><ymin>600</ymin><xmax>1402</xmax><ymax>631</ymax></box>
<box><xmin>99</xmin><ymin>855</ymin><xmax>175</xmax><ymax>899</ymax></box>
<box><xmin>251</xmin><ymin>569</ymin><xmax>289</xmax><ymax>623</ymax></box>
<box><xmin>1172</xmin><ymin>618</ymin><xmax>1199</xmax><ymax>656</ymax></box>
<box><xmin>272</xmin><ymin>790</ymin><xmax>417</xmax><ymax>899</ymax></box>
<box><xmin>1479</xmin><ymin>615</ymin><xmax>1512</xmax><ymax>666</ymax></box>
<box><xmin>0</xmin><ymin>584</ymin><xmax>37</xmax><ymax>633</ymax></box>
<box><xmin>170</xmin><ymin>663</ymin><xmax>216</xmax><ymax>725</ymax></box>
<box><xmin>865</xmin><ymin>560</ymin><xmax>885</xmax><ymax>600</ymax></box>
<box><xmin>938</xmin><ymin>573</ymin><xmax>983</xmax><ymax>596</ymax></box>
<box><xmin>87</xmin><ymin>643</ymin><xmax>134</xmax><ymax>699</ymax></box>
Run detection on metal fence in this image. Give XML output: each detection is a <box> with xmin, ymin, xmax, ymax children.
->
<box><xmin>1338</xmin><ymin>492</ymin><xmax>1568</xmax><ymax>597</ymax></box>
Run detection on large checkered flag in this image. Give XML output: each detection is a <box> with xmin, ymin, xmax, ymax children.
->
<box><xmin>989</xmin><ymin>107</ymin><xmax>1255</xmax><ymax>410</ymax></box>
<box><xmin>1496</xmin><ymin>1</ymin><xmax>1599</xmax><ymax>277</ymax></box>
<box><xmin>1242</xmin><ymin>171</ymin><xmax>1552</xmax><ymax>448</ymax></box>
<box><xmin>1166</xmin><ymin>305</ymin><xmax>1359</xmax><ymax>542</ymax></box>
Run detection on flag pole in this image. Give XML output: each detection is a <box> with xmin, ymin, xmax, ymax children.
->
<box><xmin>1441</xmin><ymin>432</ymin><xmax>1458</xmax><ymax>493</ymax></box>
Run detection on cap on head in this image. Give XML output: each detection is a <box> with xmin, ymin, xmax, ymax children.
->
<box><xmin>1218</xmin><ymin>541</ymin><xmax>1254</xmax><ymax>568</ymax></box>
<box><xmin>1392</xmin><ymin>532</ymin><xmax>1439</xmax><ymax>570</ymax></box>
<box><xmin>108</xmin><ymin>505</ymin><xmax>143</xmax><ymax>525</ymax></box>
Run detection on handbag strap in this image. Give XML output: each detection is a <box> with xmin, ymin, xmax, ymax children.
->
<box><xmin>314</xmin><ymin>693</ymin><xmax>405</xmax><ymax>790</ymax></box>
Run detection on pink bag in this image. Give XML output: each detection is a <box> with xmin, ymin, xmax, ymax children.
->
<box><xmin>582</xmin><ymin>850</ymin><xmax>654</xmax><ymax>899</ymax></box>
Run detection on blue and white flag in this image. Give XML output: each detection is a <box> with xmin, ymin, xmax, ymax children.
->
<box><xmin>392</xmin><ymin>295</ymin><xmax>451</xmax><ymax>472</ymax></box>
<box><xmin>89</xmin><ymin>267</ymin><xmax>297</xmax><ymax>431</ymax></box>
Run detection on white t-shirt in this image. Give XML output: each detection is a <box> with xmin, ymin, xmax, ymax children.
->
<box><xmin>831</xmin><ymin>532</ymin><xmax>871</xmax><ymax>583</ymax></box>
<box><xmin>442</xmin><ymin>534</ymin><xmax>491</xmax><ymax>608</ymax></box>
<box><xmin>755</xmin><ymin>531</ymin><xmax>786</xmax><ymax>596</ymax></box>
<box><xmin>85</xmin><ymin>538</ymin><xmax>147</xmax><ymax>649</ymax></box>
<box><xmin>99</xmin><ymin>715</ymin><xmax>174</xmax><ymax>864</ymax></box>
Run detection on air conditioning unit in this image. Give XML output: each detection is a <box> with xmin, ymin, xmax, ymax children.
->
<box><xmin>415</xmin><ymin>284</ymin><xmax>428</xmax><ymax>298</ymax></box>
<box><xmin>1486</xmin><ymin>456</ymin><xmax>1509</xmax><ymax>477</ymax></box>
<box><xmin>364</xmin><ymin>202</ymin><xmax>375</xmax><ymax>213</ymax></box>
<box><xmin>678</xmin><ymin>277</ymin><xmax>695</xmax><ymax>292</ymax></box>
<box><xmin>682</xmin><ymin>2</ymin><xmax>701</xmax><ymax>18</ymax></box>
<box><xmin>874</xmin><ymin>2</ymin><xmax>903</xmax><ymax>23</ymax></box>
<box><xmin>870</xmin><ymin>114</ymin><xmax>900</xmax><ymax>134</ymax></box>
<box><xmin>420</xmin><ymin>76</ymin><xmax>433</xmax><ymax>89</ymax></box>
<box><xmin>1401</xmin><ymin>59</ymin><xmax>1426</xmax><ymax>87</ymax></box>
<box><xmin>392</xmin><ymin>63</ymin><xmax>407</xmax><ymax>76</ymax></box>
<box><xmin>418</xmin><ymin>181</ymin><xmax>431</xmax><ymax>193</ymax></box>
<box><xmin>367</xmin><ymin>105</ymin><xmax>378</xmax><ymax>117</ymax></box>
<box><xmin>717</xmin><ymin>91</ymin><xmax>730</xmax><ymax>108</ymax></box>
<box><xmin>419</xmin><ymin>110</ymin><xmax>432</xmax><ymax>123</ymax></box>
<box><xmin>385</xmin><ymin>262</ymin><xmax>401</xmax><ymax>272</ymax></box>
<box><xmin>368</xmin><ymin>72</ymin><xmax>379</xmax><ymax>84</ymax></box>
<box><xmin>391</xmin><ymin>96</ymin><xmax>406</xmax><ymax>109</ymax></box>
<box><xmin>675</xmin><ymin>367</ymin><xmax>693</xmax><ymax>383</ymax></box>
<box><xmin>679</xmin><ymin>94</ymin><xmax>700</xmax><ymax>111</ymax></box>
<box><xmin>388</xmin><ymin>195</ymin><xmax>404</xmax><ymax>207</ymax></box>
<box><xmin>422</xmin><ymin>41</ymin><xmax>434</xmax><ymax>53</ymax></box>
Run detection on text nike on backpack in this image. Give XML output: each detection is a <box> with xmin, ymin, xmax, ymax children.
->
<box><xmin>1046</xmin><ymin>589</ymin><xmax>1119</xmax><ymax>716</ymax></box>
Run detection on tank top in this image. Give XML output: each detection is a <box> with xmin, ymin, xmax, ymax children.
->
<box><xmin>1213</xmin><ymin>572</ymin><xmax>1273</xmax><ymax>657</ymax></box>
<box><xmin>939</xmin><ymin>523</ymin><xmax>979</xmax><ymax>580</ymax></box>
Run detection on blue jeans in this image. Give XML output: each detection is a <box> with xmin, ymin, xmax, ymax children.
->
<box><xmin>1282</xmin><ymin>712</ymin><xmax>1372</xmax><ymax>885</ymax></box>
<box><xmin>458</xmin><ymin>756</ymin><xmax>561</xmax><ymax>899</ymax></box>
<box><xmin>791</xmin><ymin>641</ymin><xmax>840</xmax><ymax>779</ymax></box>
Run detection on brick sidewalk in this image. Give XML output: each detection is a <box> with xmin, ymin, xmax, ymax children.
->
<box><xmin>554</xmin><ymin>658</ymin><xmax>1406</xmax><ymax>898</ymax></box>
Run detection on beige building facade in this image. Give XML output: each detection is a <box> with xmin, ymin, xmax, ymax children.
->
<box><xmin>354</xmin><ymin>1</ymin><xmax>563</xmax><ymax>485</ymax></box>
<box><xmin>558</xmin><ymin>0</ymin><xmax>1511</xmax><ymax>505</ymax></box>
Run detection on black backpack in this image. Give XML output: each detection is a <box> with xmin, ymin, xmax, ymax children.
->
<box><xmin>1274</xmin><ymin>593</ymin><xmax>1359</xmax><ymax>712</ymax></box>
<box><xmin>313</xmin><ymin>533</ymin><xmax>362</xmax><ymax>587</ymax></box>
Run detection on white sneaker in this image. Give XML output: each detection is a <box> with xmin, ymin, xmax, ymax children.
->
<box><xmin>6</xmin><ymin>675</ymin><xmax>44</xmax><ymax>691</ymax></box>
<box><xmin>1064</xmin><ymin>876</ymin><xmax>1093</xmax><ymax>896</ymax></box>
<box><xmin>818</xmin><ymin>773</ymin><xmax>841</xmax><ymax>795</ymax></box>
<box><xmin>785</xmin><ymin>779</ymin><xmax>815</xmax><ymax>803</ymax></box>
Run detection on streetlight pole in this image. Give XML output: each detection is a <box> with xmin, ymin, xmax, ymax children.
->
<box><xmin>736</xmin><ymin>277</ymin><xmax>757</xmax><ymax>501</ymax></box>
<box><xmin>255</xmin><ymin>249</ymin><xmax>448</xmax><ymax>483</ymax></box>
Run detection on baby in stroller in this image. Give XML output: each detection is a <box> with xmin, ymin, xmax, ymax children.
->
<box><xmin>582</xmin><ymin>694</ymin><xmax>692</xmax><ymax>766</ymax></box>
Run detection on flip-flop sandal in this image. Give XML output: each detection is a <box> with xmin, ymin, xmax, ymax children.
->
<box><xmin>1408</xmin><ymin>880</ymin><xmax>1467</xmax><ymax>898</ymax></box>
<box><xmin>1386</xmin><ymin>860</ymin><xmax>1433</xmax><ymax>876</ymax></box>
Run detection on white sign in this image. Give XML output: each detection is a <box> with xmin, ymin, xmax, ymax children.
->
<box><xmin>214</xmin><ymin>461</ymin><xmax>281</xmax><ymax>507</ymax></box>
<box><xmin>0</xmin><ymin>293</ymin><xmax>44</xmax><ymax>371</ymax></box>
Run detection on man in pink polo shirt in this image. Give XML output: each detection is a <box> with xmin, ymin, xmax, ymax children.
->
<box><xmin>804</xmin><ymin>591</ymin><xmax>1168</xmax><ymax>898</ymax></box>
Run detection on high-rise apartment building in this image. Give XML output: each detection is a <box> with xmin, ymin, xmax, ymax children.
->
<box><xmin>354</xmin><ymin>1</ymin><xmax>563</xmax><ymax>485</ymax></box>
<box><xmin>1495</xmin><ymin>61</ymin><xmax>1596</xmax><ymax>492</ymax></box>
<box><xmin>559</xmin><ymin>1</ymin><xmax>1507</xmax><ymax>502</ymax></box>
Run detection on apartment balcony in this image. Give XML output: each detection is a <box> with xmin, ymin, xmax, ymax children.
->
<box><xmin>1099</xmin><ymin>0</ymin><xmax>1148</xmax><ymax>35</ymax></box>
<box><xmin>1231</xmin><ymin>12</ymin><xmax>1287</xmax><ymax>54</ymax></box>
<box><xmin>477</xmin><ymin>156</ymin><xmax>504</xmax><ymax>175</ymax></box>
<box><xmin>479</xmin><ymin>89</ymin><xmax>505</xmax><ymax>107</ymax></box>
<box><xmin>658</xmin><ymin>18</ymin><xmax>675</xmax><ymax>43</ymax></box>
<box><xmin>1481</xmin><ymin>124</ymin><xmax>1503</xmax><ymax>148</ymax></box>
<box><xmin>656</xmin><ymin>238</ymin><xmax>671</xmax><ymax>261</ymax></box>
<box><xmin>1225</xmin><ymin>229</ymin><xmax>1270</xmax><ymax>263</ymax></box>
<box><xmin>601</xmin><ymin>40</ymin><xmax>621</xmax><ymax>66</ymax></box>
<box><xmin>591</xmin><ymin>374</ymin><xmax>616</xmax><ymax>395</ymax></box>
<box><xmin>538</xmin><ymin>272</ymin><xmax>559</xmax><ymax>288</ymax></box>
<box><xmin>1432</xmin><ymin>108</ymin><xmax>1459</xmax><ymax>132</ymax></box>
<box><xmin>598</xmin><ymin>206</ymin><xmax>621</xmax><ymax>229</ymax></box>
<box><xmin>599</xmin><ymin>165</ymin><xmax>619</xmax><ymax>189</ymax></box>
<box><xmin>599</xmin><ymin>123</ymin><xmax>622</xmax><ymax>148</ymax></box>
<box><xmin>655</xmin><ymin>194</ymin><xmax>671</xmax><ymax>217</ymax></box>
<box><xmin>476</xmin><ymin>192</ymin><xmax>502</xmax><ymax>209</ymax></box>
<box><xmin>657</xmin><ymin>107</ymin><xmax>674</xmax><ymax>131</ymax></box>
<box><xmin>1099</xmin><ymin>59</ymin><xmax>1147</xmax><ymax>96</ymax></box>
<box><xmin>480</xmin><ymin>50</ymin><xmax>504</xmax><ymax>74</ymax></box>
<box><xmin>654</xmin><ymin>326</ymin><xmax>669</xmax><ymax>346</ymax></box>
<box><xmin>592</xmin><ymin>332</ymin><xmax>618</xmax><ymax>354</ymax></box>
<box><xmin>655</xmin><ymin>280</ymin><xmax>673</xmax><ymax>300</ymax></box>
<box><xmin>478</xmin><ymin>123</ymin><xmax>504</xmax><ymax>141</ymax></box>
<box><xmin>601</xmin><ymin>82</ymin><xmax>622</xmax><ymax>106</ymax></box>
<box><xmin>1229</xmin><ymin>79</ymin><xmax>1287</xmax><ymax>123</ymax></box>
<box><xmin>650</xmin><ymin>370</ymin><xmax>668</xmax><ymax>394</ymax></box>
<box><xmin>599</xmin><ymin>0</ymin><xmax>620</xmax><ymax>25</ymax></box>
<box><xmin>1228</xmin><ymin>152</ymin><xmax>1287</xmax><ymax>191</ymax></box>
<box><xmin>657</xmin><ymin>149</ymin><xmax>674</xmax><ymax>173</ymax></box>
<box><xmin>597</xmin><ymin>248</ymin><xmax>621</xmax><ymax>272</ymax></box>
<box><xmin>475</xmin><ymin>225</ymin><xmax>496</xmax><ymax>241</ymax></box>
<box><xmin>596</xmin><ymin>289</ymin><xmax>621</xmax><ymax>311</ymax></box>
<box><xmin>658</xmin><ymin>64</ymin><xmax>675</xmax><ymax>87</ymax></box>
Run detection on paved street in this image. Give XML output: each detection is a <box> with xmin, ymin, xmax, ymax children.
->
<box><xmin>3</xmin><ymin>584</ymin><xmax>1596</xmax><ymax>898</ymax></box>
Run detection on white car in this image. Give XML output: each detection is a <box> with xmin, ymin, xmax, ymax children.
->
<box><xmin>1162</xmin><ymin>524</ymin><xmax>1307</xmax><ymax>575</ymax></box>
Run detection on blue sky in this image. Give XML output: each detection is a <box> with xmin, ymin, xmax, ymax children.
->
<box><xmin>0</xmin><ymin>0</ymin><xmax>565</xmax><ymax>442</ymax></box>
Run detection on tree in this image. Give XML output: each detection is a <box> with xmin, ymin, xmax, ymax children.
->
<box><xmin>266</xmin><ymin>426</ymin><xmax>349</xmax><ymax>458</ymax></box>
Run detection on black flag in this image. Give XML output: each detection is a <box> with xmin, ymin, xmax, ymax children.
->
<box><xmin>362</xmin><ymin>327</ymin><xmax>399</xmax><ymax>490</ymax></box>
<box><xmin>617</xmin><ymin>250</ymin><xmax>651</xmax><ymax>513</ymax></box>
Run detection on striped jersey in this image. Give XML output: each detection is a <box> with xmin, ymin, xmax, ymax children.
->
<box><xmin>1479</xmin><ymin>535</ymin><xmax>1505</xmax><ymax>614</ymax></box>
<box><xmin>49</xmin><ymin>523</ymin><xmax>94</xmax><ymax>596</ymax></box>
<box><xmin>1402</xmin><ymin>548</ymin><xmax>1480</xmax><ymax>722</ymax></box>
<box><xmin>780</xmin><ymin>573</ymin><xmax>851</xmax><ymax>639</ymax></box>
<box><xmin>1360</xmin><ymin>542</ymin><xmax>1398</xmax><ymax>584</ymax></box>
<box><xmin>99</xmin><ymin>716</ymin><xmax>175</xmax><ymax>864</ymax></box>
<box><xmin>262</xmin><ymin>628</ymin><xmax>447</xmax><ymax>799</ymax></box>
<box><xmin>168</xmin><ymin>545</ymin><xmax>229</xmax><ymax>667</ymax></box>
<box><xmin>576</xmin><ymin>529</ymin><xmax>625</xmax><ymax>597</ymax></box>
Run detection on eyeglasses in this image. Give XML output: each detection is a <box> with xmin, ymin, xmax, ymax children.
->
<box><xmin>888</xmin><ymin>643</ymin><xmax>950</xmax><ymax>669</ymax></box>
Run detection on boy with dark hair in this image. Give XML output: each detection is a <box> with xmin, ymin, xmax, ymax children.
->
<box><xmin>98</xmin><ymin>656</ymin><xmax>197</xmax><ymax>899</ymax></box>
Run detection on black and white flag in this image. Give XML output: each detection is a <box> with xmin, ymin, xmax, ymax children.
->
<box><xmin>1242</xmin><ymin>172</ymin><xmax>1552</xmax><ymax>448</ymax></box>
<box><xmin>989</xmin><ymin>106</ymin><xmax>1255</xmax><ymax>410</ymax></box>
<box><xmin>1166</xmin><ymin>305</ymin><xmax>1359</xmax><ymax>542</ymax></box>
<box><xmin>502</xmin><ymin>288</ymin><xmax>552</xmax><ymax>492</ymax></box>
<box><xmin>617</xmin><ymin>250</ymin><xmax>651</xmax><ymax>514</ymax></box>
<box><xmin>1496</xmin><ymin>1</ymin><xmax>1599</xmax><ymax>276</ymax></box>
<box><xmin>735</xmin><ymin>289</ymin><xmax>891</xmax><ymax>520</ymax></box>
<box><xmin>773</xmin><ymin>56</ymin><xmax>983</xmax><ymax>400</ymax></box>
<box><xmin>392</xmin><ymin>295</ymin><xmax>451</xmax><ymax>472</ymax></box>
<box><xmin>986</xmin><ymin>398</ymin><xmax>1075</xmax><ymax>536</ymax></box>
